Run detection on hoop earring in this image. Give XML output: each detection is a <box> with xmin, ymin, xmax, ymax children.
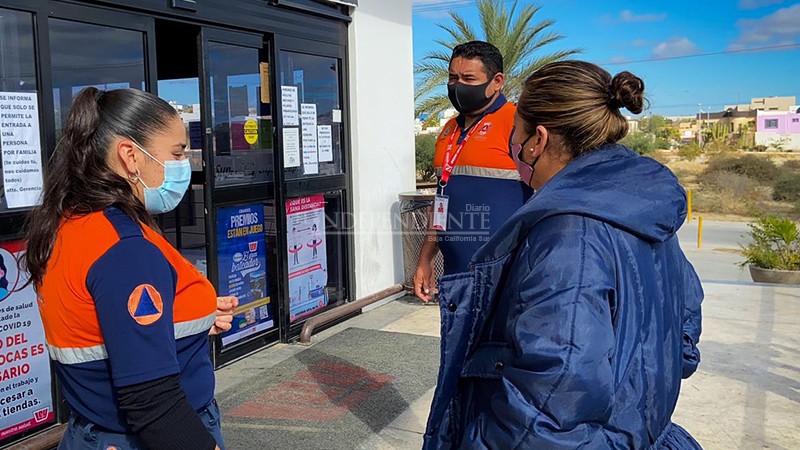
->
<box><xmin>127</xmin><ymin>169</ymin><xmax>141</xmax><ymax>184</ymax></box>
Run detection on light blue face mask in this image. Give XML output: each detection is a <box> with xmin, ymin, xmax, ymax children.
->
<box><xmin>132</xmin><ymin>141</ymin><xmax>191</xmax><ymax>214</ymax></box>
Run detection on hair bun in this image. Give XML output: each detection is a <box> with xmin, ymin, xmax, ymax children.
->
<box><xmin>610</xmin><ymin>71</ymin><xmax>645</xmax><ymax>114</ymax></box>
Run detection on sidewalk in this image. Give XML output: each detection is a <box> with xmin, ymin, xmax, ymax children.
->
<box><xmin>214</xmin><ymin>241</ymin><xmax>800</xmax><ymax>450</ymax></box>
<box><xmin>214</xmin><ymin>297</ymin><xmax>440</xmax><ymax>450</ymax></box>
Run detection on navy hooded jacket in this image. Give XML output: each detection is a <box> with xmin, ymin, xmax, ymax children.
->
<box><xmin>423</xmin><ymin>144</ymin><xmax>703</xmax><ymax>449</ymax></box>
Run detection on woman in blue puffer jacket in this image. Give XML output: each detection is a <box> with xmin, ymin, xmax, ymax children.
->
<box><xmin>423</xmin><ymin>61</ymin><xmax>703</xmax><ymax>450</ymax></box>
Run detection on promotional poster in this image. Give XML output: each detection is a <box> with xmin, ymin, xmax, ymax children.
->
<box><xmin>0</xmin><ymin>241</ymin><xmax>55</xmax><ymax>440</ymax></box>
<box><xmin>216</xmin><ymin>205</ymin><xmax>274</xmax><ymax>346</ymax></box>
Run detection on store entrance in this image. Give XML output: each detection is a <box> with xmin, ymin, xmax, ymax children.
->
<box><xmin>155</xmin><ymin>19</ymin><xmax>205</xmax><ymax>271</ymax></box>
<box><xmin>155</xmin><ymin>19</ymin><xmax>281</xmax><ymax>365</ymax></box>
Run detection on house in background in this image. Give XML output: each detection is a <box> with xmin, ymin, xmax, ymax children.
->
<box><xmin>678</xmin><ymin>120</ymin><xmax>697</xmax><ymax>144</ymax></box>
<box><xmin>696</xmin><ymin>108</ymin><xmax>756</xmax><ymax>147</ymax></box>
<box><xmin>755</xmin><ymin>107</ymin><xmax>800</xmax><ymax>151</ymax></box>
<box><xmin>626</xmin><ymin>116</ymin><xmax>640</xmax><ymax>134</ymax></box>
<box><xmin>712</xmin><ymin>96</ymin><xmax>797</xmax><ymax>148</ymax></box>
<box><xmin>725</xmin><ymin>96</ymin><xmax>797</xmax><ymax>113</ymax></box>
<box><xmin>750</xmin><ymin>96</ymin><xmax>797</xmax><ymax>112</ymax></box>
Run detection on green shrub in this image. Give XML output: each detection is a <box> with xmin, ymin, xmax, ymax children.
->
<box><xmin>621</xmin><ymin>132</ymin><xmax>655</xmax><ymax>155</ymax></box>
<box><xmin>415</xmin><ymin>134</ymin><xmax>437</xmax><ymax>182</ymax></box>
<box><xmin>740</xmin><ymin>216</ymin><xmax>800</xmax><ymax>270</ymax></box>
<box><xmin>753</xmin><ymin>145</ymin><xmax>768</xmax><ymax>152</ymax></box>
<box><xmin>655</xmin><ymin>137</ymin><xmax>671</xmax><ymax>150</ymax></box>
<box><xmin>705</xmin><ymin>155</ymin><xmax>779</xmax><ymax>182</ymax></box>
<box><xmin>705</xmin><ymin>141</ymin><xmax>735</xmax><ymax>154</ymax></box>
<box><xmin>773</xmin><ymin>173</ymin><xmax>800</xmax><ymax>202</ymax></box>
<box><xmin>694</xmin><ymin>189</ymin><xmax>754</xmax><ymax>216</ymax></box>
<box><xmin>703</xmin><ymin>171</ymin><xmax>759</xmax><ymax>199</ymax></box>
<box><xmin>678</xmin><ymin>142</ymin><xmax>702</xmax><ymax>161</ymax></box>
<box><xmin>696</xmin><ymin>169</ymin><xmax>771</xmax><ymax>216</ymax></box>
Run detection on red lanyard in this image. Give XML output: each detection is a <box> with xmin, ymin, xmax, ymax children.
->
<box><xmin>440</xmin><ymin>117</ymin><xmax>486</xmax><ymax>187</ymax></box>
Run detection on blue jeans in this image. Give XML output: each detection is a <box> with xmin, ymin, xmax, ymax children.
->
<box><xmin>57</xmin><ymin>400</ymin><xmax>225</xmax><ymax>450</ymax></box>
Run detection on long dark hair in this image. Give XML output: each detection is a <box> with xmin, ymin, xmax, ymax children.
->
<box><xmin>25</xmin><ymin>87</ymin><xmax>178</xmax><ymax>289</ymax></box>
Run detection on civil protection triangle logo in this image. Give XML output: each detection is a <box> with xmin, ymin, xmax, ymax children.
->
<box><xmin>127</xmin><ymin>284</ymin><xmax>164</xmax><ymax>326</ymax></box>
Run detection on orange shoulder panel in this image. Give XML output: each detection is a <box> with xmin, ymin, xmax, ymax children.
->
<box><xmin>433</xmin><ymin>118</ymin><xmax>459</xmax><ymax>169</ymax></box>
<box><xmin>38</xmin><ymin>212</ymin><xmax>121</xmax><ymax>349</ymax></box>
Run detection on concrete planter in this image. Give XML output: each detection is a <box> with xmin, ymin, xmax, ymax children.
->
<box><xmin>749</xmin><ymin>265</ymin><xmax>800</xmax><ymax>285</ymax></box>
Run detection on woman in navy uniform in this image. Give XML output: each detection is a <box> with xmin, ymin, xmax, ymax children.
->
<box><xmin>27</xmin><ymin>87</ymin><xmax>237</xmax><ymax>450</ymax></box>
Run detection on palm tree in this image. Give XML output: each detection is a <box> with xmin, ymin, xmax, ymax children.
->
<box><xmin>415</xmin><ymin>0</ymin><xmax>581</xmax><ymax>117</ymax></box>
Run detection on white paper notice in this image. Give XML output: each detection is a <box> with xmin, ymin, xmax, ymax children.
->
<box><xmin>301</xmin><ymin>103</ymin><xmax>318</xmax><ymax>175</ymax></box>
<box><xmin>283</xmin><ymin>128</ymin><xmax>301</xmax><ymax>168</ymax></box>
<box><xmin>332</xmin><ymin>109</ymin><xmax>342</xmax><ymax>123</ymax></box>
<box><xmin>281</xmin><ymin>86</ymin><xmax>299</xmax><ymax>126</ymax></box>
<box><xmin>0</xmin><ymin>92</ymin><xmax>43</xmax><ymax>209</ymax></box>
<box><xmin>318</xmin><ymin>125</ymin><xmax>333</xmax><ymax>163</ymax></box>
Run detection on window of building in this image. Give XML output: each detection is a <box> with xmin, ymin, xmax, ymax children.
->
<box><xmin>765</xmin><ymin>119</ymin><xmax>778</xmax><ymax>129</ymax></box>
<box><xmin>280</xmin><ymin>52</ymin><xmax>343</xmax><ymax>179</ymax></box>
<box><xmin>49</xmin><ymin>18</ymin><xmax>147</xmax><ymax>137</ymax></box>
<box><xmin>208</xmin><ymin>41</ymin><xmax>273</xmax><ymax>186</ymax></box>
<box><xmin>0</xmin><ymin>9</ymin><xmax>40</xmax><ymax>213</ymax></box>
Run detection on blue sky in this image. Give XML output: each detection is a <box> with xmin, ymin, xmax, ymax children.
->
<box><xmin>412</xmin><ymin>0</ymin><xmax>800</xmax><ymax>117</ymax></box>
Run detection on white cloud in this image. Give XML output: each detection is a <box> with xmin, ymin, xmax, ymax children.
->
<box><xmin>633</xmin><ymin>39</ymin><xmax>650</xmax><ymax>47</ymax></box>
<box><xmin>609</xmin><ymin>56</ymin><xmax>630</xmax><ymax>64</ymax></box>
<box><xmin>652</xmin><ymin>37</ymin><xmax>700</xmax><ymax>58</ymax></box>
<box><xmin>730</xmin><ymin>4</ymin><xmax>800</xmax><ymax>49</ymax></box>
<box><xmin>738</xmin><ymin>0</ymin><xmax>783</xmax><ymax>10</ymax></box>
<box><xmin>620</xmin><ymin>10</ymin><xmax>667</xmax><ymax>22</ymax></box>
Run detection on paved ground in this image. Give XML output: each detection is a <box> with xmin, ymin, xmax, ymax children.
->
<box><xmin>678</xmin><ymin>219</ymin><xmax>750</xmax><ymax>251</ymax></box>
<box><xmin>672</xmin><ymin>281</ymin><xmax>800</xmax><ymax>449</ymax></box>
<box><xmin>215</xmin><ymin>220</ymin><xmax>800</xmax><ymax>450</ymax></box>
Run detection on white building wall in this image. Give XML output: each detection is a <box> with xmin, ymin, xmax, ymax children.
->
<box><xmin>348</xmin><ymin>0</ymin><xmax>415</xmax><ymax>298</ymax></box>
<box><xmin>755</xmin><ymin>132</ymin><xmax>800</xmax><ymax>150</ymax></box>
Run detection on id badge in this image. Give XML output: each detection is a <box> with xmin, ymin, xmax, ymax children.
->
<box><xmin>432</xmin><ymin>195</ymin><xmax>449</xmax><ymax>231</ymax></box>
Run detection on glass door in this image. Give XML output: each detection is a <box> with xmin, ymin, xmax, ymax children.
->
<box><xmin>199</xmin><ymin>28</ymin><xmax>280</xmax><ymax>366</ymax></box>
<box><xmin>274</xmin><ymin>36</ymin><xmax>354</xmax><ymax>338</ymax></box>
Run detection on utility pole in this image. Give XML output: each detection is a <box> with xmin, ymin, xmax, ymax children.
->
<box><xmin>697</xmin><ymin>103</ymin><xmax>703</xmax><ymax>147</ymax></box>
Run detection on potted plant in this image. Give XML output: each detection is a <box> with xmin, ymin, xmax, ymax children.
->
<box><xmin>740</xmin><ymin>216</ymin><xmax>800</xmax><ymax>285</ymax></box>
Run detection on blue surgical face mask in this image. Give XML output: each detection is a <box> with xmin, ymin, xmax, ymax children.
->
<box><xmin>133</xmin><ymin>141</ymin><xmax>191</xmax><ymax>214</ymax></box>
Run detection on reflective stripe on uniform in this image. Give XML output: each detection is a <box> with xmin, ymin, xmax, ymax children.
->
<box><xmin>50</xmin><ymin>312</ymin><xmax>217</xmax><ymax>364</ymax></box>
<box><xmin>48</xmin><ymin>344</ymin><xmax>108</xmax><ymax>365</ymax></box>
<box><xmin>435</xmin><ymin>165</ymin><xmax>521</xmax><ymax>181</ymax></box>
<box><xmin>174</xmin><ymin>312</ymin><xmax>217</xmax><ymax>340</ymax></box>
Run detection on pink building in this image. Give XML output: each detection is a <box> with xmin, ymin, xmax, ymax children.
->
<box><xmin>757</xmin><ymin>112</ymin><xmax>800</xmax><ymax>133</ymax></box>
<box><xmin>755</xmin><ymin>108</ymin><xmax>800</xmax><ymax>150</ymax></box>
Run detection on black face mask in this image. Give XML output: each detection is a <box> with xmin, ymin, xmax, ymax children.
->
<box><xmin>448</xmin><ymin>80</ymin><xmax>494</xmax><ymax>114</ymax></box>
